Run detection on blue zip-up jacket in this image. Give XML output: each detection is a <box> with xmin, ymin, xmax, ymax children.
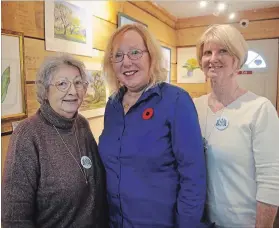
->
<box><xmin>99</xmin><ymin>83</ymin><xmax>206</xmax><ymax>228</ymax></box>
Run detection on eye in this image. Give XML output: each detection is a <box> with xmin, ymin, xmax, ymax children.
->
<box><xmin>220</xmin><ymin>49</ymin><xmax>228</xmax><ymax>54</ymax></box>
<box><xmin>203</xmin><ymin>50</ymin><xmax>212</xmax><ymax>56</ymax></box>
<box><xmin>130</xmin><ymin>49</ymin><xmax>141</xmax><ymax>55</ymax></box>
<box><xmin>56</xmin><ymin>81</ymin><xmax>68</xmax><ymax>87</ymax></box>
<box><xmin>74</xmin><ymin>80</ymin><xmax>83</xmax><ymax>86</ymax></box>
<box><xmin>115</xmin><ymin>52</ymin><xmax>123</xmax><ymax>58</ymax></box>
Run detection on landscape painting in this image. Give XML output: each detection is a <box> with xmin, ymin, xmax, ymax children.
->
<box><xmin>54</xmin><ymin>1</ymin><xmax>87</xmax><ymax>43</ymax></box>
<box><xmin>79</xmin><ymin>68</ymin><xmax>107</xmax><ymax>118</ymax></box>
<box><xmin>45</xmin><ymin>1</ymin><xmax>93</xmax><ymax>57</ymax></box>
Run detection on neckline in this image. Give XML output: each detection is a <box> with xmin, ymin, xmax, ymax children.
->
<box><xmin>206</xmin><ymin>91</ymin><xmax>249</xmax><ymax>115</ymax></box>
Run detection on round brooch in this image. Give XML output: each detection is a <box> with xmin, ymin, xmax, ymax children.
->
<box><xmin>142</xmin><ymin>108</ymin><xmax>154</xmax><ymax>120</ymax></box>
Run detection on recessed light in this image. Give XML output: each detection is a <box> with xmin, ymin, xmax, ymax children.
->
<box><xmin>217</xmin><ymin>2</ymin><xmax>226</xmax><ymax>11</ymax></box>
<box><xmin>229</xmin><ymin>12</ymin><xmax>235</xmax><ymax>19</ymax></box>
<box><xmin>200</xmin><ymin>1</ymin><xmax>208</xmax><ymax>8</ymax></box>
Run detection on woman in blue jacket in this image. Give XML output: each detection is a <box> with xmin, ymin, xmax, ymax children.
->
<box><xmin>99</xmin><ymin>23</ymin><xmax>206</xmax><ymax>228</ymax></box>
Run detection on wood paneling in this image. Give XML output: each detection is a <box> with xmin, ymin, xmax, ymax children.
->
<box><xmin>1</xmin><ymin>1</ymin><xmax>44</xmax><ymax>39</ymax></box>
<box><xmin>123</xmin><ymin>2</ymin><xmax>176</xmax><ymax>46</ymax></box>
<box><xmin>176</xmin><ymin>7</ymin><xmax>279</xmax><ymax>29</ymax></box>
<box><xmin>130</xmin><ymin>1</ymin><xmax>176</xmax><ymax>29</ymax></box>
<box><xmin>1</xmin><ymin>134</ymin><xmax>11</xmax><ymax>174</ymax></box>
<box><xmin>177</xmin><ymin>19</ymin><xmax>279</xmax><ymax>46</ymax></box>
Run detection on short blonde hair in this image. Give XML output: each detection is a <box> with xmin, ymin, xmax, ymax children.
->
<box><xmin>196</xmin><ymin>24</ymin><xmax>248</xmax><ymax>69</ymax></box>
<box><xmin>36</xmin><ymin>54</ymin><xmax>87</xmax><ymax>104</ymax></box>
<box><xmin>103</xmin><ymin>23</ymin><xmax>167</xmax><ymax>95</ymax></box>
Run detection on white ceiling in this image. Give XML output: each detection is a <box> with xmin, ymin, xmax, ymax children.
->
<box><xmin>153</xmin><ymin>1</ymin><xmax>279</xmax><ymax>18</ymax></box>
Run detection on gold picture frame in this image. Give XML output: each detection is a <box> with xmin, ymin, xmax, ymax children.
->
<box><xmin>1</xmin><ymin>29</ymin><xmax>27</xmax><ymax>121</ymax></box>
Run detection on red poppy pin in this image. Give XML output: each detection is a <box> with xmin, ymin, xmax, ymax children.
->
<box><xmin>142</xmin><ymin>108</ymin><xmax>154</xmax><ymax>120</ymax></box>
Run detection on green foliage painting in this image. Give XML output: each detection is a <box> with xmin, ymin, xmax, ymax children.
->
<box><xmin>1</xmin><ymin>66</ymin><xmax>11</xmax><ymax>103</ymax></box>
<box><xmin>80</xmin><ymin>70</ymin><xmax>106</xmax><ymax>111</ymax></box>
<box><xmin>54</xmin><ymin>1</ymin><xmax>86</xmax><ymax>44</ymax></box>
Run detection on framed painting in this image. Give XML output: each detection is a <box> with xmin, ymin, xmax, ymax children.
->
<box><xmin>118</xmin><ymin>12</ymin><xmax>147</xmax><ymax>28</ymax></box>
<box><xmin>161</xmin><ymin>46</ymin><xmax>171</xmax><ymax>83</ymax></box>
<box><xmin>177</xmin><ymin>47</ymin><xmax>205</xmax><ymax>83</ymax></box>
<box><xmin>79</xmin><ymin>62</ymin><xmax>108</xmax><ymax>119</ymax></box>
<box><xmin>45</xmin><ymin>0</ymin><xmax>94</xmax><ymax>57</ymax></box>
<box><xmin>1</xmin><ymin>29</ymin><xmax>27</xmax><ymax>121</ymax></box>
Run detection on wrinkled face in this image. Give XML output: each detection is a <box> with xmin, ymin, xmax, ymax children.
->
<box><xmin>47</xmin><ymin>65</ymin><xmax>87</xmax><ymax>118</ymax></box>
<box><xmin>111</xmin><ymin>30</ymin><xmax>151</xmax><ymax>92</ymax></box>
<box><xmin>201</xmin><ymin>42</ymin><xmax>239</xmax><ymax>83</ymax></box>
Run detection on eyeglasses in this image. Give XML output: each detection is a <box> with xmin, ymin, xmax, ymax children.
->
<box><xmin>50</xmin><ymin>78</ymin><xmax>89</xmax><ymax>92</ymax></box>
<box><xmin>111</xmin><ymin>49</ymin><xmax>148</xmax><ymax>63</ymax></box>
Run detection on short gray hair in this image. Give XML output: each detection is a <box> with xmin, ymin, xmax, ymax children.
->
<box><xmin>36</xmin><ymin>54</ymin><xmax>87</xmax><ymax>104</ymax></box>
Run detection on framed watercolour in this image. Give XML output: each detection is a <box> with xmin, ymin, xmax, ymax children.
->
<box><xmin>79</xmin><ymin>62</ymin><xmax>108</xmax><ymax>119</ymax></box>
<box><xmin>1</xmin><ymin>29</ymin><xmax>27</xmax><ymax>121</ymax></box>
<box><xmin>161</xmin><ymin>46</ymin><xmax>171</xmax><ymax>83</ymax></box>
<box><xmin>45</xmin><ymin>0</ymin><xmax>94</xmax><ymax>57</ymax></box>
<box><xmin>177</xmin><ymin>47</ymin><xmax>205</xmax><ymax>83</ymax></box>
<box><xmin>118</xmin><ymin>12</ymin><xmax>147</xmax><ymax>28</ymax></box>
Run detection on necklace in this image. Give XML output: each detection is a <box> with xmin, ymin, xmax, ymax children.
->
<box><xmin>203</xmin><ymin>86</ymin><xmax>239</xmax><ymax>152</ymax></box>
<box><xmin>53</xmin><ymin>124</ymin><xmax>88</xmax><ymax>184</ymax></box>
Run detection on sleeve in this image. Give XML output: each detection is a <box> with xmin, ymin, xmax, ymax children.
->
<box><xmin>1</xmin><ymin>127</ymin><xmax>39</xmax><ymax>228</ymax></box>
<box><xmin>171</xmin><ymin>91</ymin><xmax>207</xmax><ymax>227</ymax></box>
<box><xmin>252</xmin><ymin>100</ymin><xmax>279</xmax><ymax>206</ymax></box>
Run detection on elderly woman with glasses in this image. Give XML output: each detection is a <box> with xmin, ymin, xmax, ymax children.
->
<box><xmin>99</xmin><ymin>23</ymin><xmax>207</xmax><ymax>227</ymax></box>
<box><xmin>2</xmin><ymin>54</ymin><xmax>108</xmax><ymax>228</ymax></box>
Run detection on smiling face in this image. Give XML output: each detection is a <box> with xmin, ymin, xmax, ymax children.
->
<box><xmin>47</xmin><ymin>65</ymin><xmax>86</xmax><ymax>118</ymax></box>
<box><xmin>201</xmin><ymin>42</ymin><xmax>239</xmax><ymax>84</ymax></box>
<box><xmin>111</xmin><ymin>30</ymin><xmax>151</xmax><ymax>92</ymax></box>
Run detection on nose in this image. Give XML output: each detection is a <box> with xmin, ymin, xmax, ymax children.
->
<box><xmin>122</xmin><ymin>54</ymin><xmax>132</xmax><ymax>67</ymax></box>
<box><xmin>209</xmin><ymin>52</ymin><xmax>220</xmax><ymax>63</ymax></box>
<box><xmin>67</xmin><ymin>82</ymin><xmax>77</xmax><ymax>95</ymax></box>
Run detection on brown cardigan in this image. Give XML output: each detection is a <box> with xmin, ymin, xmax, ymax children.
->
<box><xmin>2</xmin><ymin>102</ymin><xmax>108</xmax><ymax>228</ymax></box>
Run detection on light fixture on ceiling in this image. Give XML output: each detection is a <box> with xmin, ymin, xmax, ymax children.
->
<box><xmin>229</xmin><ymin>12</ymin><xmax>236</xmax><ymax>20</ymax></box>
<box><xmin>199</xmin><ymin>1</ymin><xmax>208</xmax><ymax>8</ymax></box>
<box><xmin>217</xmin><ymin>2</ymin><xmax>227</xmax><ymax>12</ymax></box>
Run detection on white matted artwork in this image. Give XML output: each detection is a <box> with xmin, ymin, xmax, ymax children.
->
<box><xmin>45</xmin><ymin>0</ymin><xmax>93</xmax><ymax>57</ymax></box>
<box><xmin>118</xmin><ymin>12</ymin><xmax>147</xmax><ymax>28</ymax></box>
<box><xmin>161</xmin><ymin>46</ymin><xmax>171</xmax><ymax>83</ymax></box>
<box><xmin>1</xmin><ymin>30</ymin><xmax>27</xmax><ymax>121</ymax></box>
<box><xmin>79</xmin><ymin>62</ymin><xmax>108</xmax><ymax>119</ymax></box>
<box><xmin>177</xmin><ymin>47</ymin><xmax>205</xmax><ymax>83</ymax></box>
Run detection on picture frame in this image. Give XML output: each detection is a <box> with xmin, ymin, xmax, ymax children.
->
<box><xmin>79</xmin><ymin>62</ymin><xmax>108</xmax><ymax>119</ymax></box>
<box><xmin>161</xmin><ymin>46</ymin><xmax>171</xmax><ymax>83</ymax></box>
<box><xmin>1</xmin><ymin>29</ymin><xmax>27</xmax><ymax>121</ymax></box>
<box><xmin>118</xmin><ymin>12</ymin><xmax>148</xmax><ymax>28</ymax></box>
<box><xmin>177</xmin><ymin>47</ymin><xmax>205</xmax><ymax>83</ymax></box>
<box><xmin>45</xmin><ymin>0</ymin><xmax>94</xmax><ymax>57</ymax></box>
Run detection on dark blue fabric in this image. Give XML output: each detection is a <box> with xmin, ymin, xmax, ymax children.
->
<box><xmin>99</xmin><ymin>83</ymin><xmax>206</xmax><ymax>228</ymax></box>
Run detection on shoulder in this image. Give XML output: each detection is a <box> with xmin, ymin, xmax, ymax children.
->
<box><xmin>193</xmin><ymin>94</ymin><xmax>208</xmax><ymax>106</ymax></box>
<box><xmin>76</xmin><ymin>114</ymin><xmax>91</xmax><ymax>129</ymax></box>
<box><xmin>159</xmin><ymin>83</ymin><xmax>191</xmax><ymax>101</ymax></box>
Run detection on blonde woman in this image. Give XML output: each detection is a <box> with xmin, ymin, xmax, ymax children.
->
<box><xmin>99</xmin><ymin>24</ymin><xmax>207</xmax><ymax>227</ymax></box>
<box><xmin>194</xmin><ymin>24</ymin><xmax>279</xmax><ymax>227</ymax></box>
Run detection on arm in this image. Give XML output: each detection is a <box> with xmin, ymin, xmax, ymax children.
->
<box><xmin>171</xmin><ymin>91</ymin><xmax>206</xmax><ymax>227</ymax></box>
<box><xmin>252</xmin><ymin>101</ymin><xmax>279</xmax><ymax>228</ymax></box>
<box><xmin>256</xmin><ymin>201</ymin><xmax>278</xmax><ymax>228</ymax></box>
<box><xmin>2</xmin><ymin>126</ymin><xmax>39</xmax><ymax>228</ymax></box>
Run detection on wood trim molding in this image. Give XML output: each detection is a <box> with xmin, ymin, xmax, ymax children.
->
<box><xmin>176</xmin><ymin>6</ymin><xmax>279</xmax><ymax>29</ymax></box>
<box><xmin>129</xmin><ymin>1</ymin><xmax>177</xmax><ymax>28</ymax></box>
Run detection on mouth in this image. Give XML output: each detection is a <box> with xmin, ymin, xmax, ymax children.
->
<box><xmin>63</xmin><ymin>99</ymin><xmax>78</xmax><ymax>103</ymax></box>
<box><xmin>123</xmin><ymin>70</ymin><xmax>138</xmax><ymax>77</ymax></box>
<box><xmin>209</xmin><ymin>65</ymin><xmax>223</xmax><ymax>70</ymax></box>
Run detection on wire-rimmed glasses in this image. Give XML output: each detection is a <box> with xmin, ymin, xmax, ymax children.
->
<box><xmin>50</xmin><ymin>78</ymin><xmax>89</xmax><ymax>92</ymax></box>
<box><xmin>111</xmin><ymin>48</ymin><xmax>148</xmax><ymax>63</ymax></box>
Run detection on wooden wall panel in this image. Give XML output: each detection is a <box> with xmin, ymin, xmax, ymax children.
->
<box><xmin>26</xmin><ymin>84</ymin><xmax>40</xmax><ymax>116</ymax></box>
<box><xmin>177</xmin><ymin>19</ymin><xmax>279</xmax><ymax>46</ymax></box>
<box><xmin>1</xmin><ymin>1</ymin><xmax>44</xmax><ymax>39</ymax></box>
<box><xmin>1</xmin><ymin>135</ymin><xmax>11</xmax><ymax>174</ymax></box>
<box><xmin>123</xmin><ymin>2</ymin><xmax>176</xmax><ymax>46</ymax></box>
<box><xmin>176</xmin><ymin>7</ymin><xmax>279</xmax><ymax>29</ymax></box>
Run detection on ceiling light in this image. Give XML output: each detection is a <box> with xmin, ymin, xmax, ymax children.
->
<box><xmin>200</xmin><ymin>1</ymin><xmax>208</xmax><ymax>8</ymax></box>
<box><xmin>217</xmin><ymin>2</ymin><xmax>226</xmax><ymax>11</ymax></box>
<box><xmin>229</xmin><ymin>12</ymin><xmax>235</xmax><ymax>19</ymax></box>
